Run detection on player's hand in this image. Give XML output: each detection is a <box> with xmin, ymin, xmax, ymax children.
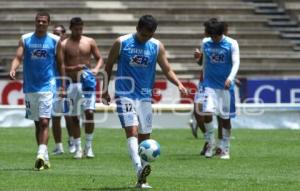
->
<box><xmin>9</xmin><ymin>70</ymin><xmax>16</xmax><ymax>80</ymax></box>
<box><xmin>225</xmin><ymin>79</ymin><xmax>231</xmax><ymax>89</ymax></box>
<box><xmin>194</xmin><ymin>48</ymin><xmax>202</xmax><ymax>61</ymax></box>
<box><xmin>101</xmin><ymin>91</ymin><xmax>111</xmax><ymax>105</ymax></box>
<box><xmin>91</xmin><ymin>68</ymin><xmax>99</xmax><ymax>76</ymax></box>
<box><xmin>178</xmin><ymin>84</ymin><xmax>188</xmax><ymax>95</ymax></box>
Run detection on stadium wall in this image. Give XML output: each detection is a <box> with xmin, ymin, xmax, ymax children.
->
<box><xmin>0</xmin><ymin>103</ymin><xmax>300</xmax><ymax>129</ymax></box>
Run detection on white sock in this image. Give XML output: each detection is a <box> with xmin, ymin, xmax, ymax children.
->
<box><xmin>56</xmin><ymin>143</ymin><xmax>63</xmax><ymax>150</ymax></box>
<box><xmin>74</xmin><ymin>138</ymin><xmax>82</xmax><ymax>151</ymax></box>
<box><xmin>127</xmin><ymin>137</ymin><xmax>142</xmax><ymax>174</ymax></box>
<box><xmin>204</xmin><ymin>122</ymin><xmax>215</xmax><ymax>144</ymax></box>
<box><xmin>85</xmin><ymin>133</ymin><xmax>93</xmax><ymax>148</ymax></box>
<box><xmin>69</xmin><ymin>136</ymin><xmax>74</xmax><ymax>144</ymax></box>
<box><xmin>222</xmin><ymin>128</ymin><xmax>231</xmax><ymax>151</ymax></box>
<box><xmin>141</xmin><ymin>159</ymin><xmax>149</xmax><ymax>168</ymax></box>
<box><xmin>37</xmin><ymin>144</ymin><xmax>47</xmax><ymax>157</ymax></box>
<box><xmin>44</xmin><ymin>148</ymin><xmax>49</xmax><ymax>161</ymax></box>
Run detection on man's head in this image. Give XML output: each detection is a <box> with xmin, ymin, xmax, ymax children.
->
<box><xmin>204</xmin><ymin>18</ymin><xmax>224</xmax><ymax>42</ymax></box>
<box><xmin>136</xmin><ymin>15</ymin><xmax>158</xmax><ymax>43</ymax></box>
<box><xmin>69</xmin><ymin>17</ymin><xmax>84</xmax><ymax>39</ymax></box>
<box><xmin>53</xmin><ymin>25</ymin><xmax>66</xmax><ymax>36</ymax></box>
<box><xmin>35</xmin><ymin>12</ymin><xmax>50</xmax><ymax>35</ymax></box>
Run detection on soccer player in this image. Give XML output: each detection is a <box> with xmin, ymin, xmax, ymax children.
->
<box><xmin>9</xmin><ymin>12</ymin><xmax>65</xmax><ymax>170</ymax></box>
<box><xmin>198</xmin><ymin>19</ymin><xmax>240</xmax><ymax>159</ymax></box>
<box><xmin>101</xmin><ymin>15</ymin><xmax>187</xmax><ymax>189</ymax></box>
<box><xmin>191</xmin><ymin>20</ymin><xmax>238</xmax><ymax>156</ymax></box>
<box><xmin>51</xmin><ymin>24</ymin><xmax>76</xmax><ymax>155</ymax></box>
<box><xmin>61</xmin><ymin>17</ymin><xmax>104</xmax><ymax>159</ymax></box>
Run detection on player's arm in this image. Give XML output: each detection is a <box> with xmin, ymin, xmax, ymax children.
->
<box><xmin>101</xmin><ymin>38</ymin><xmax>120</xmax><ymax>105</ymax></box>
<box><xmin>90</xmin><ymin>38</ymin><xmax>104</xmax><ymax>75</ymax></box>
<box><xmin>225</xmin><ymin>40</ymin><xmax>240</xmax><ymax>89</ymax></box>
<box><xmin>56</xmin><ymin>41</ymin><xmax>66</xmax><ymax>94</ymax></box>
<box><xmin>9</xmin><ymin>39</ymin><xmax>24</xmax><ymax>80</ymax></box>
<box><xmin>157</xmin><ymin>42</ymin><xmax>187</xmax><ymax>95</ymax></box>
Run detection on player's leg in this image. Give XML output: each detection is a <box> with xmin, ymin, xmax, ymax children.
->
<box><xmin>135</xmin><ymin>100</ymin><xmax>152</xmax><ymax>189</ymax></box>
<box><xmin>217</xmin><ymin>89</ymin><xmax>232</xmax><ymax>160</ymax></box>
<box><xmin>82</xmin><ymin>90</ymin><xmax>96</xmax><ymax>158</ymax></box>
<box><xmin>65</xmin><ymin>115</ymin><xmax>76</xmax><ymax>153</ymax></box>
<box><xmin>52</xmin><ymin>116</ymin><xmax>64</xmax><ymax>154</ymax></box>
<box><xmin>83</xmin><ymin>109</ymin><xmax>95</xmax><ymax>158</ymax></box>
<box><xmin>194</xmin><ymin>102</ymin><xmax>208</xmax><ymax>155</ymax></box>
<box><xmin>36</xmin><ymin>92</ymin><xmax>53</xmax><ymax>170</ymax></box>
<box><xmin>215</xmin><ymin>116</ymin><xmax>223</xmax><ymax>155</ymax></box>
<box><xmin>202</xmin><ymin>87</ymin><xmax>216</xmax><ymax>158</ymax></box>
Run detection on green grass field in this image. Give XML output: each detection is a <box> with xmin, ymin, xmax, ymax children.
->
<box><xmin>0</xmin><ymin>128</ymin><xmax>299</xmax><ymax>191</ymax></box>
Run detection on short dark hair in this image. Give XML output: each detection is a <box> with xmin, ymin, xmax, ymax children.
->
<box><xmin>54</xmin><ymin>25</ymin><xmax>66</xmax><ymax>33</ymax></box>
<box><xmin>137</xmin><ymin>15</ymin><xmax>158</xmax><ymax>32</ymax></box>
<box><xmin>36</xmin><ymin>11</ymin><xmax>50</xmax><ymax>22</ymax></box>
<box><xmin>70</xmin><ymin>17</ymin><xmax>84</xmax><ymax>28</ymax></box>
<box><xmin>204</xmin><ymin>18</ymin><xmax>223</xmax><ymax>36</ymax></box>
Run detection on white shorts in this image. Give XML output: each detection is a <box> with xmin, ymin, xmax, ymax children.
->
<box><xmin>25</xmin><ymin>92</ymin><xmax>53</xmax><ymax>121</ymax></box>
<box><xmin>194</xmin><ymin>81</ymin><xmax>205</xmax><ymax>104</ymax></box>
<box><xmin>52</xmin><ymin>93</ymin><xmax>71</xmax><ymax>117</ymax></box>
<box><xmin>116</xmin><ymin>97</ymin><xmax>152</xmax><ymax>134</ymax></box>
<box><xmin>66</xmin><ymin>83</ymin><xmax>96</xmax><ymax>116</ymax></box>
<box><xmin>201</xmin><ymin>87</ymin><xmax>231</xmax><ymax>119</ymax></box>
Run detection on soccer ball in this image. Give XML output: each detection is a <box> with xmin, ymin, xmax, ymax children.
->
<box><xmin>138</xmin><ymin>139</ymin><xmax>161</xmax><ymax>162</ymax></box>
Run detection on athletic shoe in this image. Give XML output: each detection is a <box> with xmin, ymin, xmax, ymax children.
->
<box><xmin>189</xmin><ymin>116</ymin><xmax>198</xmax><ymax>138</ymax></box>
<box><xmin>35</xmin><ymin>154</ymin><xmax>45</xmax><ymax>171</ymax></box>
<box><xmin>84</xmin><ymin>146</ymin><xmax>95</xmax><ymax>158</ymax></box>
<box><xmin>73</xmin><ymin>149</ymin><xmax>83</xmax><ymax>159</ymax></box>
<box><xmin>68</xmin><ymin>140</ymin><xmax>76</xmax><ymax>154</ymax></box>
<box><xmin>44</xmin><ymin>160</ymin><xmax>51</xmax><ymax>169</ymax></box>
<box><xmin>204</xmin><ymin>144</ymin><xmax>215</xmax><ymax>158</ymax></box>
<box><xmin>215</xmin><ymin>147</ymin><xmax>222</xmax><ymax>156</ymax></box>
<box><xmin>220</xmin><ymin>149</ymin><xmax>230</xmax><ymax>160</ymax></box>
<box><xmin>52</xmin><ymin>147</ymin><xmax>64</xmax><ymax>155</ymax></box>
<box><xmin>137</xmin><ymin>164</ymin><xmax>151</xmax><ymax>185</ymax></box>
<box><xmin>136</xmin><ymin>182</ymin><xmax>152</xmax><ymax>189</ymax></box>
<box><xmin>200</xmin><ymin>142</ymin><xmax>208</xmax><ymax>156</ymax></box>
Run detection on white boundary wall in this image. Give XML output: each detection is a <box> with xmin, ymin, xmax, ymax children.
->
<box><xmin>0</xmin><ymin>104</ymin><xmax>300</xmax><ymax>129</ymax></box>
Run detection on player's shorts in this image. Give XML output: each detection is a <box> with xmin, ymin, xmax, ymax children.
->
<box><xmin>194</xmin><ymin>81</ymin><xmax>205</xmax><ymax>104</ymax></box>
<box><xmin>116</xmin><ymin>97</ymin><xmax>152</xmax><ymax>134</ymax></box>
<box><xmin>52</xmin><ymin>93</ymin><xmax>70</xmax><ymax>117</ymax></box>
<box><xmin>201</xmin><ymin>87</ymin><xmax>235</xmax><ymax>119</ymax></box>
<box><xmin>66</xmin><ymin>83</ymin><xmax>96</xmax><ymax>116</ymax></box>
<box><xmin>25</xmin><ymin>92</ymin><xmax>53</xmax><ymax>121</ymax></box>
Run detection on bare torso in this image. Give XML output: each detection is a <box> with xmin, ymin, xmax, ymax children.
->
<box><xmin>62</xmin><ymin>36</ymin><xmax>94</xmax><ymax>81</ymax></box>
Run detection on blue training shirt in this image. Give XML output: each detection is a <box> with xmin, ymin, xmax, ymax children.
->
<box><xmin>115</xmin><ymin>33</ymin><xmax>160</xmax><ymax>100</ymax></box>
<box><xmin>202</xmin><ymin>35</ymin><xmax>239</xmax><ymax>89</ymax></box>
<box><xmin>22</xmin><ymin>32</ymin><xmax>59</xmax><ymax>93</ymax></box>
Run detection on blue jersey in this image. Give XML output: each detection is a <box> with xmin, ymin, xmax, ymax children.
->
<box><xmin>115</xmin><ymin>34</ymin><xmax>160</xmax><ymax>100</ymax></box>
<box><xmin>202</xmin><ymin>36</ymin><xmax>239</xmax><ymax>89</ymax></box>
<box><xmin>22</xmin><ymin>32</ymin><xmax>59</xmax><ymax>93</ymax></box>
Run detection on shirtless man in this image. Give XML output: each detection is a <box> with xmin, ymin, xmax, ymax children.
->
<box><xmin>61</xmin><ymin>17</ymin><xmax>104</xmax><ymax>159</ymax></box>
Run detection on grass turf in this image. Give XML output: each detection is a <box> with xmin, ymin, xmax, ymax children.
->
<box><xmin>0</xmin><ymin>128</ymin><xmax>299</xmax><ymax>191</ymax></box>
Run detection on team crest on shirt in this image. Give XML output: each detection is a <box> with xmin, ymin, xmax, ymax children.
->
<box><xmin>31</xmin><ymin>49</ymin><xmax>47</xmax><ymax>59</ymax></box>
<box><xmin>129</xmin><ymin>55</ymin><xmax>149</xmax><ymax>67</ymax></box>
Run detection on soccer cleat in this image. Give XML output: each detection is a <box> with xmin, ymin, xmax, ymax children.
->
<box><xmin>73</xmin><ymin>149</ymin><xmax>83</xmax><ymax>159</ymax></box>
<box><xmin>52</xmin><ymin>147</ymin><xmax>64</xmax><ymax>155</ymax></box>
<box><xmin>220</xmin><ymin>150</ymin><xmax>230</xmax><ymax>160</ymax></box>
<box><xmin>44</xmin><ymin>160</ymin><xmax>51</xmax><ymax>169</ymax></box>
<box><xmin>68</xmin><ymin>140</ymin><xmax>76</xmax><ymax>154</ymax></box>
<box><xmin>215</xmin><ymin>147</ymin><xmax>222</xmax><ymax>156</ymax></box>
<box><xmin>200</xmin><ymin>142</ymin><xmax>208</xmax><ymax>156</ymax></box>
<box><xmin>137</xmin><ymin>164</ymin><xmax>151</xmax><ymax>186</ymax></box>
<box><xmin>35</xmin><ymin>154</ymin><xmax>45</xmax><ymax>171</ymax></box>
<box><xmin>136</xmin><ymin>182</ymin><xmax>152</xmax><ymax>189</ymax></box>
<box><xmin>189</xmin><ymin>116</ymin><xmax>198</xmax><ymax>138</ymax></box>
<box><xmin>84</xmin><ymin>146</ymin><xmax>95</xmax><ymax>158</ymax></box>
<box><xmin>204</xmin><ymin>144</ymin><xmax>215</xmax><ymax>158</ymax></box>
